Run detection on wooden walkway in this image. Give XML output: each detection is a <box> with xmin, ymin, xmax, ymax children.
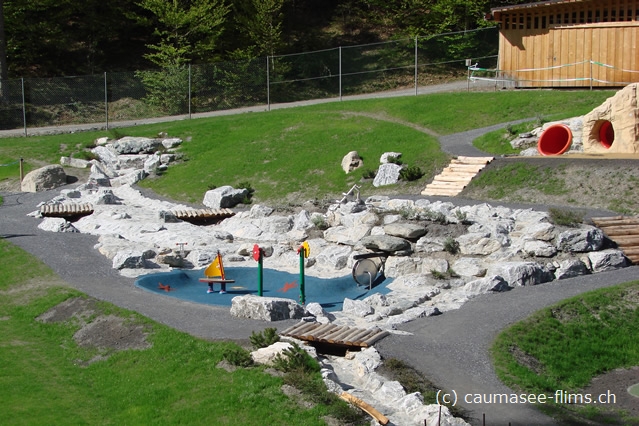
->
<box><xmin>40</xmin><ymin>203</ymin><xmax>94</xmax><ymax>219</ymax></box>
<box><xmin>280</xmin><ymin>322</ymin><xmax>389</xmax><ymax>350</ymax></box>
<box><xmin>171</xmin><ymin>208</ymin><xmax>235</xmax><ymax>225</ymax></box>
<box><xmin>592</xmin><ymin>216</ymin><xmax>639</xmax><ymax>264</ymax></box>
<box><xmin>421</xmin><ymin>156</ymin><xmax>494</xmax><ymax>197</ymax></box>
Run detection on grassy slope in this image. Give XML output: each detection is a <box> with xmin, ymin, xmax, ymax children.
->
<box><xmin>0</xmin><ymin>239</ymin><xmax>343</xmax><ymax>425</ymax></box>
<box><xmin>0</xmin><ymin>90</ymin><xmax>614</xmax><ymax>205</ymax></box>
<box><xmin>491</xmin><ymin>282</ymin><xmax>639</xmax><ymax>423</ymax></box>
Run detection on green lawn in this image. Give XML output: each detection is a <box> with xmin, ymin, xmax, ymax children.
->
<box><xmin>0</xmin><ymin>239</ymin><xmax>353</xmax><ymax>425</ymax></box>
<box><xmin>491</xmin><ymin>282</ymin><xmax>639</xmax><ymax>424</ymax></box>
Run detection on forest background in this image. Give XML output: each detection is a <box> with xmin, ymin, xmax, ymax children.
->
<box><xmin>0</xmin><ymin>0</ymin><xmax>526</xmax><ymax>80</ymax></box>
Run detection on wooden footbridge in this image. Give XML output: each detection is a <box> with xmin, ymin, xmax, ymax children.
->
<box><xmin>171</xmin><ymin>208</ymin><xmax>235</xmax><ymax>225</ymax></box>
<box><xmin>421</xmin><ymin>156</ymin><xmax>494</xmax><ymax>197</ymax></box>
<box><xmin>592</xmin><ymin>216</ymin><xmax>639</xmax><ymax>264</ymax></box>
<box><xmin>280</xmin><ymin>322</ymin><xmax>390</xmax><ymax>351</ymax></box>
<box><xmin>40</xmin><ymin>203</ymin><xmax>94</xmax><ymax>219</ymax></box>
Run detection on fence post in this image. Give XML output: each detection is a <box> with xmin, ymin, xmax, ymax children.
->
<box><xmin>188</xmin><ymin>64</ymin><xmax>192</xmax><ymax>119</ymax></box>
<box><xmin>414</xmin><ymin>36</ymin><xmax>418</xmax><ymax>96</ymax></box>
<box><xmin>339</xmin><ymin>46</ymin><xmax>342</xmax><ymax>101</ymax></box>
<box><xmin>104</xmin><ymin>72</ymin><xmax>109</xmax><ymax>130</ymax></box>
<box><xmin>21</xmin><ymin>78</ymin><xmax>26</xmax><ymax>137</ymax></box>
<box><xmin>19</xmin><ymin>158</ymin><xmax>23</xmax><ymax>182</ymax></box>
<box><xmin>266</xmin><ymin>56</ymin><xmax>271</xmax><ymax>111</ymax></box>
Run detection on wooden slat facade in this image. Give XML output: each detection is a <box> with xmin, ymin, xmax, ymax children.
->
<box><xmin>491</xmin><ymin>0</ymin><xmax>639</xmax><ymax>87</ymax></box>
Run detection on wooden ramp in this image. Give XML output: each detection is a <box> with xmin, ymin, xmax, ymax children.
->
<box><xmin>592</xmin><ymin>216</ymin><xmax>639</xmax><ymax>264</ymax></box>
<box><xmin>171</xmin><ymin>208</ymin><xmax>235</xmax><ymax>225</ymax></box>
<box><xmin>421</xmin><ymin>156</ymin><xmax>494</xmax><ymax>197</ymax></box>
<box><xmin>40</xmin><ymin>203</ymin><xmax>94</xmax><ymax>219</ymax></box>
<box><xmin>280</xmin><ymin>322</ymin><xmax>389</xmax><ymax>350</ymax></box>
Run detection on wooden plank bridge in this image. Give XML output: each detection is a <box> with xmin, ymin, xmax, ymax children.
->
<box><xmin>280</xmin><ymin>322</ymin><xmax>390</xmax><ymax>350</ymax></box>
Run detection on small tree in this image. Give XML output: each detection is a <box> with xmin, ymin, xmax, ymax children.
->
<box><xmin>135</xmin><ymin>0</ymin><xmax>229</xmax><ymax>114</ymax></box>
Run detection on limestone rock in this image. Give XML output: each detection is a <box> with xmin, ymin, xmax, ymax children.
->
<box><xmin>60</xmin><ymin>156</ymin><xmax>90</xmax><ymax>168</ymax></box>
<box><xmin>522</xmin><ymin>240</ymin><xmax>558</xmax><ymax>257</ymax></box>
<box><xmin>341</xmin><ymin>151</ymin><xmax>363</xmax><ymax>173</ymax></box>
<box><xmin>37</xmin><ymin>217</ymin><xmax>79</xmax><ymax>233</ymax></box>
<box><xmin>373</xmin><ymin>163</ymin><xmax>402</xmax><ymax>187</ymax></box>
<box><xmin>358</xmin><ymin>234</ymin><xmax>410</xmax><ymax>252</ymax></box>
<box><xmin>230</xmin><ymin>295</ymin><xmax>305</xmax><ymax>321</ymax></box>
<box><xmin>557</xmin><ymin>226</ymin><xmax>605</xmax><ymax>252</ymax></box>
<box><xmin>555</xmin><ymin>259</ymin><xmax>590</xmax><ymax>279</ymax></box>
<box><xmin>462</xmin><ymin>275</ymin><xmax>510</xmax><ymax>297</ymax></box>
<box><xmin>487</xmin><ymin>261</ymin><xmax>553</xmax><ymax>286</ymax></box>
<box><xmin>203</xmin><ymin>186</ymin><xmax>249</xmax><ymax>209</ymax></box>
<box><xmin>112</xmin><ymin>251</ymin><xmax>149</xmax><ymax>269</ymax></box>
<box><xmin>21</xmin><ymin>165</ymin><xmax>67</xmax><ymax>192</ymax></box>
<box><xmin>251</xmin><ymin>342</ymin><xmax>294</xmax><ymax>366</ymax></box>
<box><xmin>452</xmin><ymin>257</ymin><xmax>487</xmax><ymax>277</ymax></box>
<box><xmin>587</xmin><ymin>249</ymin><xmax>628</xmax><ymax>272</ymax></box>
<box><xmin>342</xmin><ymin>298</ymin><xmax>374</xmax><ymax>317</ymax></box>
<box><xmin>383</xmin><ymin>223</ymin><xmax>428</xmax><ymax>239</ymax></box>
<box><xmin>111</xmin><ymin>136</ymin><xmax>162</xmax><ymax>155</ymax></box>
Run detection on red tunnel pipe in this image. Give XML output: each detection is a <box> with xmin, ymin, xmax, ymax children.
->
<box><xmin>599</xmin><ymin>121</ymin><xmax>614</xmax><ymax>148</ymax></box>
<box><xmin>537</xmin><ymin>124</ymin><xmax>573</xmax><ymax>156</ymax></box>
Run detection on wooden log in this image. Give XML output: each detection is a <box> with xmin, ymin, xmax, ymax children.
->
<box><xmin>620</xmin><ymin>247</ymin><xmax>639</xmax><ymax>256</ymax></box>
<box><xmin>593</xmin><ymin>218</ymin><xmax>639</xmax><ymax>227</ymax></box>
<box><xmin>309</xmin><ymin>324</ymin><xmax>340</xmax><ymax>340</ymax></box>
<box><xmin>341</xmin><ymin>329</ymin><xmax>369</xmax><ymax>345</ymax></box>
<box><xmin>358</xmin><ymin>330</ymin><xmax>390</xmax><ymax>347</ymax></box>
<box><xmin>340</xmin><ymin>392</ymin><xmax>389</xmax><ymax>425</ymax></box>
<box><xmin>609</xmin><ymin>236</ymin><xmax>639</xmax><ymax>245</ymax></box>
<box><xmin>283</xmin><ymin>321</ymin><xmax>317</xmax><ymax>337</ymax></box>
<box><xmin>324</xmin><ymin>327</ymin><xmax>356</xmax><ymax>343</ymax></box>
<box><xmin>599</xmin><ymin>226</ymin><xmax>639</xmax><ymax>236</ymax></box>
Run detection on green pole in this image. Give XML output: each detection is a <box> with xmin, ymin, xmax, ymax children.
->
<box><xmin>299</xmin><ymin>248</ymin><xmax>305</xmax><ymax>305</ymax></box>
<box><xmin>258</xmin><ymin>249</ymin><xmax>263</xmax><ymax>297</ymax></box>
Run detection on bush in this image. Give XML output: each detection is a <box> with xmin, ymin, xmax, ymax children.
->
<box><xmin>273</xmin><ymin>343</ymin><xmax>320</xmax><ymax>374</ymax></box>
<box><xmin>399</xmin><ymin>165</ymin><xmax>425</xmax><ymax>182</ymax></box>
<box><xmin>311</xmin><ymin>215</ymin><xmax>329</xmax><ymax>230</ymax></box>
<box><xmin>361</xmin><ymin>168</ymin><xmax>377</xmax><ymax>179</ymax></box>
<box><xmin>443</xmin><ymin>237</ymin><xmax>460</xmax><ymax>255</ymax></box>
<box><xmin>549</xmin><ymin>207</ymin><xmax>584</xmax><ymax>227</ymax></box>
<box><xmin>222</xmin><ymin>346</ymin><xmax>253</xmax><ymax>367</ymax></box>
<box><xmin>250</xmin><ymin>328</ymin><xmax>280</xmax><ymax>349</ymax></box>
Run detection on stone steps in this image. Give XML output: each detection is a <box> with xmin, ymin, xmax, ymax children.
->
<box><xmin>421</xmin><ymin>156</ymin><xmax>494</xmax><ymax>197</ymax></box>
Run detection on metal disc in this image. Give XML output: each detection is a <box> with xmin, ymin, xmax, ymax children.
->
<box><xmin>352</xmin><ymin>258</ymin><xmax>379</xmax><ymax>286</ymax></box>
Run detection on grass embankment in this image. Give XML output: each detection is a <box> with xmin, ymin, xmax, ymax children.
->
<box><xmin>0</xmin><ymin>239</ymin><xmax>359</xmax><ymax>425</ymax></box>
<box><xmin>0</xmin><ymin>90</ymin><xmax>613</xmax><ymax>205</ymax></box>
<box><xmin>491</xmin><ymin>282</ymin><xmax>639</xmax><ymax>425</ymax></box>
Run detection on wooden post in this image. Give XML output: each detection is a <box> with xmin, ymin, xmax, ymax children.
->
<box><xmin>19</xmin><ymin>158</ymin><xmax>23</xmax><ymax>182</ymax></box>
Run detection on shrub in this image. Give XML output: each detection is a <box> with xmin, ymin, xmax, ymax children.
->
<box><xmin>387</xmin><ymin>155</ymin><xmax>403</xmax><ymax>165</ymax></box>
<box><xmin>222</xmin><ymin>346</ymin><xmax>253</xmax><ymax>367</ymax></box>
<box><xmin>273</xmin><ymin>343</ymin><xmax>320</xmax><ymax>374</ymax></box>
<box><xmin>250</xmin><ymin>328</ymin><xmax>280</xmax><ymax>349</ymax></box>
<box><xmin>549</xmin><ymin>207</ymin><xmax>584</xmax><ymax>227</ymax></box>
<box><xmin>399</xmin><ymin>165</ymin><xmax>425</xmax><ymax>181</ymax></box>
<box><xmin>311</xmin><ymin>215</ymin><xmax>329</xmax><ymax>230</ymax></box>
<box><xmin>361</xmin><ymin>168</ymin><xmax>377</xmax><ymax>179</ymax></box>
<box><xmin>443</xmin><ymin>237</ymin><xmax>460</xmax><ymax>255</ymax></box>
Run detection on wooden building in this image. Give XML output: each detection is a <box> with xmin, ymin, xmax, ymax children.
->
<box><xmin>489</xmin><ymin>0</ymin><xmax>639</xmax><ymax>87</ymax></box>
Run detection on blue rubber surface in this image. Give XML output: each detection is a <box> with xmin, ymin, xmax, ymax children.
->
<box><xmin>135</xmin><ymin>267</ymin><xmax>392</xmax><ymax>312</ymax></box>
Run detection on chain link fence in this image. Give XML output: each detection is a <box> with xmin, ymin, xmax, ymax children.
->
<box><xmin>0</xmin><ymin>27</ymin><xmax>499</xmax><ymax>135</ymax></box>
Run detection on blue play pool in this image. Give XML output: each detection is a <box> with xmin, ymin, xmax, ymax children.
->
<box><xmin>135</xmin><ymin>267</ymin><xmax>392</xmax><ymax>312</ymax></box>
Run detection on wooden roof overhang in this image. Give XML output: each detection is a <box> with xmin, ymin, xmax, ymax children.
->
<box><xmin>490</xmin><ymin>0</ymin><xmax>592</xmax><ymax>22</ymax></box>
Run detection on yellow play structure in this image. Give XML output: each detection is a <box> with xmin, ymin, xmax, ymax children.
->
<box><xmin>198</xmin><ymin>251</ymin><xmax>235</xmax><ymax>294</ymax></box>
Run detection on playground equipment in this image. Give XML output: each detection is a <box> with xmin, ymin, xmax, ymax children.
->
<box><xmin>297</xmin><ymin>241</ymin><xmax>310</xmax><ymax>304</ymax></box>
<box><xmin>352</xmin><ymin>252</ymin><xmax>388</xmax><ymax>290</ymax></box>
<box><xmin>537</xmin><ymin>124</ymin><xmax>573</xmax><ymax>156</ymax></box>
<box><xmin>252</xmin><ymin>244</ymin><xmax>264</xmax><ymax>296</ymax></box>
<box><xmin>199</xmin><ymin>251</ymin><xmax>235</xmax><ymax>293</ymax></box>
